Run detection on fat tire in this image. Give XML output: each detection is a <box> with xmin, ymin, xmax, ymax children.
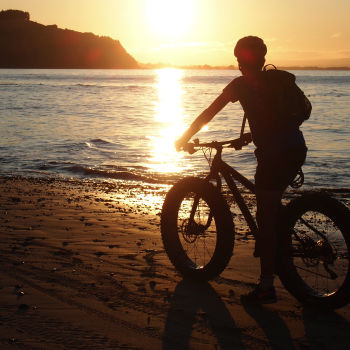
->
<box><xmin>278</xmin><ymin>193</ymin><xmax>350</xmax><ymax>309</ymax></box>
<box><xmin>161</xmin><ymin>177</ymin><xmax>235</xmax><ymax>281</ymax></box>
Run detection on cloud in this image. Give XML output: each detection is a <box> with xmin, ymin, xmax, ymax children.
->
<box><xmin>160</xmin><ymin>42</ymin><xmax>206</xmax><ymax>49</ymax></box>
<box><xmin>271</xmin><ymin>47</ymin><xmax>350</xmax><ymax>60</ymax></box>
<box><xmin>159</xmin><ymin>40</ymin><xmax>233</xmax><ymax>50</ymax></box>
<box><xmin>265</xmin><ymin>37</ymin><xmax>278</xmax><ymax>43</ymax></box>
<box><xmin>338</xmin><ymin>50</ymin><xmax>350</xmax><ymax>56</ymax></box>
<box><xmin>331</xmin><ymin>32</ymin><xmax>342</xmax><ymax>39</ymax></box>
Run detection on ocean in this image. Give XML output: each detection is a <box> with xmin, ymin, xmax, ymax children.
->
<box><xmin>0</xmin><ymin>68</ymin><xmax>349</xmax><ymax>192</ymax></box>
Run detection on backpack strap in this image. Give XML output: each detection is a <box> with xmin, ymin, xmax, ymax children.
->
<box><xmin>240</xmin><ymin>113</ymin><xmax>247</xmax><ymax>138</ymax></box>
<box><xmin>263</xmin><ymin>64</ymin><xmax>277</xmax><ymax>71</ymax></box>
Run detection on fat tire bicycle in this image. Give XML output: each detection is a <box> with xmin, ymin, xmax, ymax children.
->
<box><xmin>161</xmin><ymin>133</ymin><xmax>350</xmax><ymax>309</ymax></box>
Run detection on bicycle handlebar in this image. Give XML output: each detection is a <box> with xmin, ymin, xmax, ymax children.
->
<box><xmin>183</xmin><ymin>132</ymin><xmax>253</xmax><ymax>154</ymax></box>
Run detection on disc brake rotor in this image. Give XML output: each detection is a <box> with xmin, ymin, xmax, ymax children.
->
<box><xmin>180</xmin><ymin>219</ymin><xmax>206</xmax><ymax>243</ymax></box>
<box><xmin>299</xmin><ymin>236</ymin><xmax>336</xmax><ymax>266</ymax></box>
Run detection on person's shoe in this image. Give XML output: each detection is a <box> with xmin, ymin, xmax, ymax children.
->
<box><xmin>241</xmin><ymin>284</ymin><xmax>277</xmax><ymax>304</ymax></box>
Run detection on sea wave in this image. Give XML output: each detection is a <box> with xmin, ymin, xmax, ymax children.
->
<box><xmin>0</xmin><ymin>82</ymin><xmax>20</xmax><ymax>86</ymax></box>
<box><xmin>84</xmin><ymin>139</ymin><xmax>127</xmax><ymax>153</ymax></box>
<box><xmin>89</xmin><ymin>138</ymin><xmax>113</xmax><ymax>145</ymax></box>
<box><xmin>63</xmin><ymin>165</ymin><xmax>160</xmax><ymax>183</ymax></box>
<box><xmin>76</xmin><ymin>83</ymin><xmax>98</xmax><ymax>88</ymax></box>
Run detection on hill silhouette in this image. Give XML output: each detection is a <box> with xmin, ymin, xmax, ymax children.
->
<box><xmin>0</xmin><ymin>10</ymin><xmax>139</xmax><ymax>69</ymax></box>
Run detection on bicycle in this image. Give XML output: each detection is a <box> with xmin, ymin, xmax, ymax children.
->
<box><xmin>161</xmin><ymin>132</ymin><xmax>350</xmax><ymax>309</ymax></box>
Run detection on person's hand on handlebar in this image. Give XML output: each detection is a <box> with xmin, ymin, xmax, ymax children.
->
<box><xmin>175</xmin><ymin>136</ymin><xmax>196</xmax><ymax>154</ymax></box>
<box><xmin>175</xmin><ymin>129</ymin><xmax>194</xmax><ymax>151</ymax></box>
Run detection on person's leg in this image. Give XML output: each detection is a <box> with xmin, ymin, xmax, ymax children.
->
<box><xmin>255</xmin><ymin>188</ymin><xmax>283</xmax><ymax>286</ymax></box>
<box><xmin>241</xmin><ymin>188</ymin><xmax>282</xmax><ymax>303</ymax></box>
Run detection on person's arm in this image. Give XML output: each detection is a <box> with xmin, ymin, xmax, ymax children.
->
<box><xmin>175</xmin><ymin>92</ymin><xmax>232</xmax><ymax>151</ymax></box>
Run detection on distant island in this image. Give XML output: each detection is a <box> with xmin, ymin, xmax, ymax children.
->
<box><xmin>0</xmin><ymin>9</ymin><xmax>139</xmax><ymax>69</ymax></box>
<box><xmin>140</xmin><ymin>62</ymin><xmax>350</xmax><ymax>70</ymax></box>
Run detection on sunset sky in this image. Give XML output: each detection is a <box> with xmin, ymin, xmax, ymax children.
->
<box><xmin>1</xmin><ymin>0</ymin><xmax>350</xmax><ymax>67</ymax></box>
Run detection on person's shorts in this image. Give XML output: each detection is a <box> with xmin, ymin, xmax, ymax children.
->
<box><xmin>254</xmin><ymin>145</ymin><xmax>307</xmax><ymax>191</ymax></box>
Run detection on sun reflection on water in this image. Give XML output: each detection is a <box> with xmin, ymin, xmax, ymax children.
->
<box><xmin>148</xmin><ymin>68</ymin><xmax>188</xmax><ymax>173</ymax></box>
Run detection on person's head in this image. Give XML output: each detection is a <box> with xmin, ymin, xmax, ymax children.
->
<box><xmin>234</xmin><ymin>36</ymin><xmax>267</xmax><ymax>74</ymax></box>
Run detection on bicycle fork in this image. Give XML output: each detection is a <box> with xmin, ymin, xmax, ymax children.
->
<box><xmin>189</xmin><ymin>194</ymin><xmax>214</xmax><ymax>232</ymax></box>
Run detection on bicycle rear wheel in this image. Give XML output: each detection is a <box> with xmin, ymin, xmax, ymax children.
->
<box><xmin>161</xmin><ymin>177</ymin><xmax>235</xmax><ymax>281</ymax></box>
<box><xmin>278</xmin><ymin>193</ymin><xmax>350</xmax><ymax>309</ymax></box>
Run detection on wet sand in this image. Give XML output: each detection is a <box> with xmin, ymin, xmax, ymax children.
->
<box><xmin>1</xmin><ymin>176</ymin><xmax>350</xmax><ymax>349</ymax></box>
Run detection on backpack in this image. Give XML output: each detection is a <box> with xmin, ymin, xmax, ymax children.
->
<box><xmin>262</xmin><ymin>65</ymin><xmax>312</xmax><ymax>128</ymax></box>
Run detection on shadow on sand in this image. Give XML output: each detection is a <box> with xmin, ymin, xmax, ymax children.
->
<box><xmin>302</xmin><ymin>306</ymin><xmax>350</xmax><ymax>349</ymax></box>
<box><xmin>162</xmin><ymin>279</ymin><xmax>350</xmax><ymax>349</ymax></box>
<box><xmin>162</xmin><ymin>279</ymin><xmax>244</xmax><ymax>349</ymax></box>
<box><xmin>242</xmin><ymin>301</ymin><xmax>296</xmax><ymax>350</ymax></box>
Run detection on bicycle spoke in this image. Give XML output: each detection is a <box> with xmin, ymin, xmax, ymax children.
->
<box><xmin>176</xmin><ymin>193</ymin><xmax>217</xmax><ymax>269</ymax></box>
<box><xmin>295</xmin><ymin>264</ymin><xmax>338</xmax><ymax>280</ymax></box>
<box><xmin>203</xmin><ymin>237</ymin><xmax>213</xmax><ymax>261</ymax></box>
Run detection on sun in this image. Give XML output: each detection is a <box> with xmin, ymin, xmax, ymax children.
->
<box><xmin>146</xmin><ymin>0</ymin><xmax>194</xmax><ymax>38</ymax></box>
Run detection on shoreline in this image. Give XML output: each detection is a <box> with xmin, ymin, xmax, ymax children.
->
<box><xmin>1</xmin><ymin>176</ymin><xmax>350</xmax><ymax>349</ymax></box>
<box><xmin>2</xmin><ymin>173</ymin><xmax>349</xmax><ymax>202</ymax></box>
<box><xmin>1</xmin><ymin>66</ymin><xmax>350</xmax><ymax>71</ymax></box>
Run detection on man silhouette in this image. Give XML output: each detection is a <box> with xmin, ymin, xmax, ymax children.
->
<box><xmin>175</xmin><ymin>36</ymin><xmax>307</xmax><ymax>303</ymax></box>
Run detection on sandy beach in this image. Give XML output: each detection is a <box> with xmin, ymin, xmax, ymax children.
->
<box><xmin>1</xmin><ymin>176</ymin><xmax>350</xmax><ymax>349</ymax></box>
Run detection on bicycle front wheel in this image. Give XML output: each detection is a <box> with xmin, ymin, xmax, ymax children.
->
<box><xmin>161</xmin><ymin>177</ymin><xmax>235</xmax><ymax>281</ymax></box>
<box><xmin>278</xmin><ymin>193</ymin><xmax>350</xmax><ymax>309</ymax></box>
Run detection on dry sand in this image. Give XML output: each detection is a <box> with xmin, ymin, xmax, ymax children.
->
<box><xmin>1</xmin><ymin>176</ymin><xmax>350</xmax><ymax>350</ymax></box>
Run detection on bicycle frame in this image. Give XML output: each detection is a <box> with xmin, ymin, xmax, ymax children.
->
<box><xmin>202</xmin><ymin>144</ymin><xmax>259</xmax><ymax>239</ymax></box>
<box><xmin>194</xmin><ymin>142</ymin><xmax>326</xmax><ymax>244</ymax></box>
